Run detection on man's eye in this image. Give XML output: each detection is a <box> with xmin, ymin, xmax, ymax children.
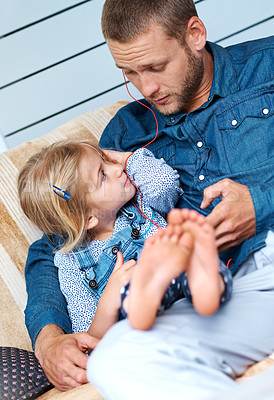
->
<box><xmin>151</xmin><ymin>66</ymin><xmax>164</xmax><ymax>72</ymax></box>
<box><xmin>124</xmin><ymin>70</ymin><xmax>134</xmax><ymax>76</ymax></box>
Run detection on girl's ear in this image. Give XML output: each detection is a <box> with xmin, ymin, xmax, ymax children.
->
<box><xmin>86</xmin><ymin>215</ymin><xmax>99</xmax><ymax>230</ymax></box>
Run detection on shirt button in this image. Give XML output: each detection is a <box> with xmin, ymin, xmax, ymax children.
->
<box><xmin>170</xmin><ymin>117</ymin><xmax>175</xmax><ymax>123</ymax></box>
<box><xmin>199</xmin><ymin>174</ymin><xmax>205</xmax><ymax>181</ymax></box>
<box><xmin>197</xmin><ymin>141</ymin><xmax>203</xmax><ymax>148</ymax></box>
<box><xmin>262</xmin><ymin>108</ymin><xmax>269</xmax><ymax>115</ymax></box>
<box><xmin>231</xmin><ymin>119</ymin><xmax>237</xmax><ymax>126</ymax></box>
<box><xmin>111</xmin><ymin>246</ymin><xmax>119</xmax><ymax>255</ymax></box>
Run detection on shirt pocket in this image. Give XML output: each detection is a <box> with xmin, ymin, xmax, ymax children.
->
<box><xmin>216</xmin><ymin>90</ymin><xmax>273</xmax><ymax>173</ymax></box>
<box><xmin>148</xmin><ymin>136</ymin><xmax>176</xmax><ymax>164</ymax></box>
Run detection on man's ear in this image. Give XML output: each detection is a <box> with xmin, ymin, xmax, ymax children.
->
<box><xmin>86</xmin><ymin>215</ymin><xmax>99</xmax><ymax>230</ymax></box>
<box><xmin>185</xmin><ymin>16</ymin><xmax>207</xmax><ymax>52</ymax></box>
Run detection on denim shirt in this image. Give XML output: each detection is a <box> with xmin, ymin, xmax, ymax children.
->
<box><xmin>25</xmin><ymin>37</ymin><xmax>274</xmax><ymax>348</ymax></box>
<box><xmin>99</xmin><ymin>37</ymin><xmax>274</xmax><ymax>274</ymax></box>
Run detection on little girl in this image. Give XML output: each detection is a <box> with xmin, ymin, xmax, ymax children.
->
<box><xmin>18</xmin><ymin>138</ymin><xmax>232</xmax><ymax>338</ymax></box>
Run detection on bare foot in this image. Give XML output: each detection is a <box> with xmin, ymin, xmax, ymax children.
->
<box><xmin>127</xmin><ymin>227</ymin><xmax>194</xmax><ymax>330</ymax></box>
<box><xmin>167</xmin><ymin>209</ymin><xmax>223</xmax><ymax>316</ymax></box>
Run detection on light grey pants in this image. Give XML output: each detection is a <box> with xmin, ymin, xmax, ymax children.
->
<box><xmin>87</xmin><ymin>231</ymin><xmax>274</xmax><ymax>400</ymax></box>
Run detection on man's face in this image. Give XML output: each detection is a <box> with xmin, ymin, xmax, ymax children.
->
<box><xmin>108</xmin><ymin>24</ymin><xmax>204</xmax><ymax>115</ymax></box>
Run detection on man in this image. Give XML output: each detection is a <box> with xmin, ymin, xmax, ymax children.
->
<box><xmin>25</xmin><ymin>0</ymin><xmax>274</xmax><ymax>395</ymax></box>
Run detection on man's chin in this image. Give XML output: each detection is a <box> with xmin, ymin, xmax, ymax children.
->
<box><xmin>150</xmin><ymin>101</ymin><xmax>182</xmax><ymax>115</ymax></box>
<box><xmin>144</xmin><ymin>96</ymin><xmax>184</xmax><ymax>115</ymax></box>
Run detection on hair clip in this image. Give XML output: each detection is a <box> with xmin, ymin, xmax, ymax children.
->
<box><xmin>50</xmin><ymin>184</ymin><xmax>70</xmax><ymax>200</ymax></box>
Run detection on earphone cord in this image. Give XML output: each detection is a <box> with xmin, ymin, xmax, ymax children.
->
<box><xmin>122</xmin><ymin>70</ymin><xmax>160</xmax><ymax>230</ymax></box>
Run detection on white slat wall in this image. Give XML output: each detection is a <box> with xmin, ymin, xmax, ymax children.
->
<box><xmin>0</xmin><ymin>0</ymin><xmax>273</xmax><ymax>151</ymax></box>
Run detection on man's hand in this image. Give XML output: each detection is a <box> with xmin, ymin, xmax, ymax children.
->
<box><xmin>201</xmin><ymin>179</ymin><xmax>256</xmax><ymax>253</ymax></box>
<box><xmin>35</xmin><ymin>325</ymin><xmax>99</xmax><ymax>391</ymax></box>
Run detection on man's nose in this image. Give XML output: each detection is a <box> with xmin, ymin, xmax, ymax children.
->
<box><xmin>139</xmin><ymin>74</ymin><xmax>160</xmax><ymax>98</ymax></box>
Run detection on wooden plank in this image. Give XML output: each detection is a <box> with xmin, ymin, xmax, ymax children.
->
<box><xmin>0</xmin><ymin>133</ymin><xmax>8</xmax><ymax>153</ymax></box>
<box><xmin>1</xmin><ymin>6</ymin><xmax>273</xmax><ymax>140</ymax></box>
<box><xmin>197</xmin><ymin>0</ymin><xmax>273</xmax><ymax>43</ymax></box>
<box><xmin>1</xmin><ymin>0</ymin><xmax>273</xmax><ymax>151</ymax></box>
<box><xmin>0</xmin><ymin>45</ymin><xmax>123</xmax><ymax>135</ymax></box>
<box><xmin>0</xmin><ymin>1</ymin><xmax>104</xmax><ymax>87</ymax></box>
<box><xmin>3</xmin><ymin>0</ymin><xmax>272</xmax><ymax>88</ymax></box>
<box><xmin>4</xmin><ymin>83</ymin><xmax>140</xmax><ymax>149</ymax></box>
<box><xmin>218</xmin><ymin>19</ymin><xmax>273</xmax><ymax>47</ymax></box>
<box><xmin>0</xmin><ymin>0</ymin><xmax>91</xmax><ymax>37</ymax></box>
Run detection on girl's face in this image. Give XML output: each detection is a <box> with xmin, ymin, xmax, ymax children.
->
<box><xmin>79</xmin><ymin>147</ymin><xmax>136</xmax><ymax>230</ymax></box>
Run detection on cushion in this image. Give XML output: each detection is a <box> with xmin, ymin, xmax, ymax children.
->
<box><xmin>0</xmin><ymin>347</ymin><xmax>52</xmax><ymax>399</ymax></box>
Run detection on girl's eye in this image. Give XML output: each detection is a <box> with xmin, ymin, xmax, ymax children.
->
<box><xmin>101</xmin><ymin>171</ymin><xmax>106</xmax><ymax>181</ymax></box>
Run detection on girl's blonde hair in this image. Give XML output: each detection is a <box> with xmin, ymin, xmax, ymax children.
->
<box><xmin>18</xmin><ymin>138</ymin><xmax>106</xmax><ymax>253</ymax></box>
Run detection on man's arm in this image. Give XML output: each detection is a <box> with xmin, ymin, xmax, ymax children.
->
<box><xmin>25</xmin><ymin>234</ymin><xmax>72</xmax><ymax>346</ymax></box>
<box><xmin>201</xmin><ymin>179</ymin><xmax>273</xmax><ymax>253</ymax></box>
<box><xmin>35</xmin><ymin>324</ymin><xmax>99</xmax><ymax>391</ymax></box>
<box><xmin>25</xmin><ymin>235</ymin><xmax>99</xmax><ymax>391</ymax></box>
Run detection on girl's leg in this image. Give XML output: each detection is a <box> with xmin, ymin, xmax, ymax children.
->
<box><xmin>126</xmin><ymin>228</ymin><xmax>193</xmax><ymax>330</ymax></box>
<box><xmin>87</xmin><ymin>231</ymin><xmax>274</xmax><ymax>400</ymax></box>
<box><xmin>167</xmin><ymin>208</ymin><xmax>224</xmax><ymax>315</ymax></box>
<box><xmin>126</xmin><ymin>208</ymin><xmax>223</xmax><ymax>330</ymax></box>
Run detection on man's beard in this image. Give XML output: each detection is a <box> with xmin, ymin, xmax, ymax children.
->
<box><xmin>145</xmin><ymin>46</ymin><xmax>205</xmax><ymax>115</ymax></box>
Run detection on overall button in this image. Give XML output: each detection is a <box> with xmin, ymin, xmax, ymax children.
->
<box><xmin>170</xmin><ymin>117</ymin><xmax>175</xmax><ymax>123</ymax></box>
<box><xmin>262</xmin><ymin>108</ymin><xmax>269</xmax><ymax>115</ymax></box>
<box><xmin>89</xmin><ymin>279</ymin><xmax>98</xmax><ymax>289</ymax></box>
<box><xmin>197</xmin><ymin>141</ymin><xmax>203</xmax><ymax>148</ymax></box>
<box><xmin>111</xmin><ymin>246</ymin><xmax>119</xmax><ymax>255</ymax></box>
<box><xmin>231</xmin><ymin>119</ymin><xmax>237</xmax><ymax>126</ymax></box>
<box><xmin>199</xmin><ymin>174</ymin><xmax>205</xmax><ymax>181</ymax></box>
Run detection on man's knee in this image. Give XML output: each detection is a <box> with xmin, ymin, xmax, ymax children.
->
<box><xmin>87</xmin><ymin>321</ymin><xmax>134</xmax><ymax>389</ymax></box>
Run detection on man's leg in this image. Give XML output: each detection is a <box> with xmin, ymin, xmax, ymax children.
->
<box><xmin>87</xmin><ymin>231</ymin><xmax>274</xmax><ymax>400</ymax></box>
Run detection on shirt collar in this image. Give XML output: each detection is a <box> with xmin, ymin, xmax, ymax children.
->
<box><xmin>159</xmin><ymin>41</ymin><xmax>240</xmax><ymax>126</ymax></box>
<box><xmin>207</xmin><ymin>41</ymin><xmax>239</xmax><ymax>100</ymax></box>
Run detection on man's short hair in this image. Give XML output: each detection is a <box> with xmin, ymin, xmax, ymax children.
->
<box><xmin>101</xmin><ymin>0</ymin><xmax>198</xmax><ymax>45</ymax></box>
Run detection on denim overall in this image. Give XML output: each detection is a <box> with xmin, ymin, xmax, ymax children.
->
<box><xmin>73</xmin><ymin>200</ymin><xmax>233</xmax><ymax>316</ymax></box>
<box><xmin>72</xmin><ymin>204</ymin><xmax>148</xmax><ymax>302</ymax></box>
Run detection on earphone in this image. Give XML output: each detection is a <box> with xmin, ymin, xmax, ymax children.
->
<box><xmin>122</xmin><ymin>70</ymin><xmax>160</xmax><ymax>230</ymax></box>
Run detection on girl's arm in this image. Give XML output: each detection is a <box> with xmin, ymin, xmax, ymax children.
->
<box><xmin>105</xmin><ymin>148</ymin><xmax>182</xmax><ymax>215</ymax></box>
<box><xmin>126</xmin><ymin>148</ymin><xmax>183</xmax><ymax>215</ymax></box>
<box><xmin>88</xmin><ymin>253</ymin><xmax>136</xmax><ymax>339</ymax></box>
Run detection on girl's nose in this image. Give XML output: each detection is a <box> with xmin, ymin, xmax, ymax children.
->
<box><xmin>110</xmin><ymin>163</ymin><xmax>123</xmax><ymax>178</ymax></box>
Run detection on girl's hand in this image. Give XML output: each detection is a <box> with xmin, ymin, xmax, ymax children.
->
<box><xmin>87</xmin><ymin>252</ymin><xmax>136</xmax><ymax>339</ymax></box>
<box><xmin>102</xmin><ymin>251</ymin><xmax>136</xmax><ymax>310</ymax></box>
<box><xmin>104</xmin><ymin>149</ymin><xmax>133</xmax><ymax>169</ymax></box>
